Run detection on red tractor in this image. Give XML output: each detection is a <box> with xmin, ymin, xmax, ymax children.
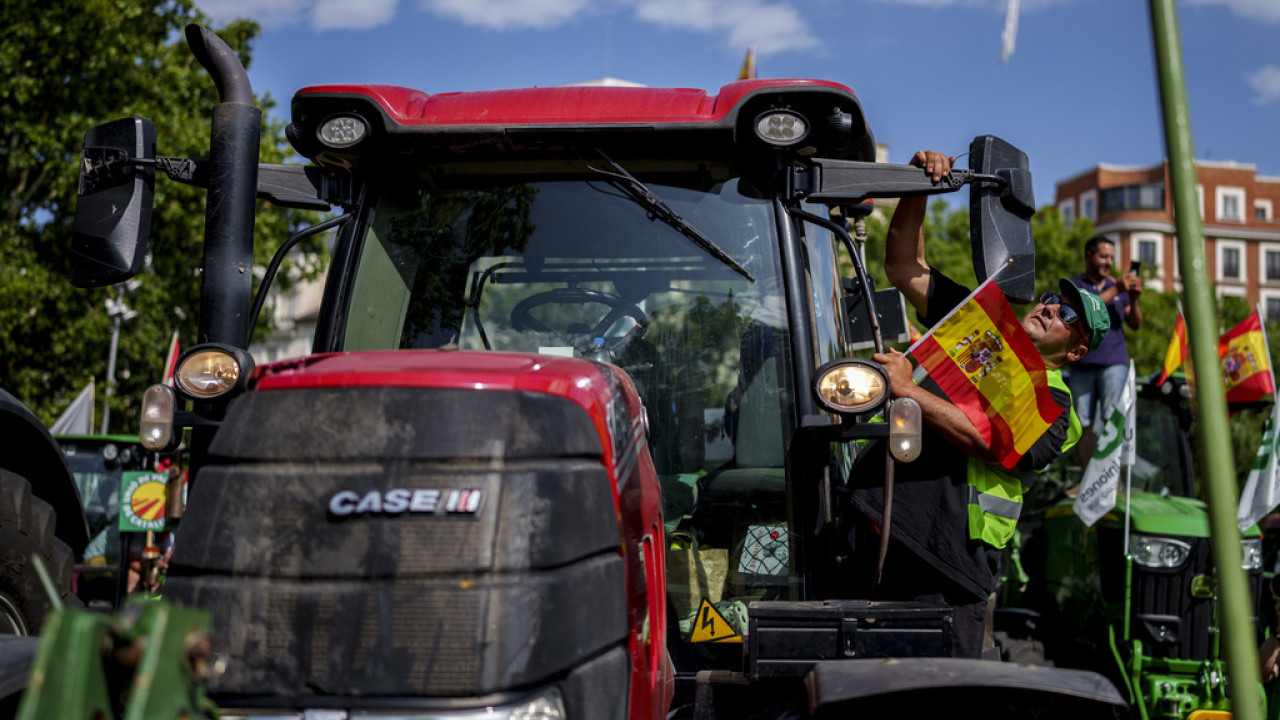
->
<box><xmin>11</xmin><ymin>23</ymin><xmax>1129</xmax><ymax>720</ymax></box>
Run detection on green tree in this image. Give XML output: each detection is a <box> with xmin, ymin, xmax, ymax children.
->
<box><xmin>1</xmin><ymin>0</ymin><xmax>323</xmax><ymax>429</ymax></box>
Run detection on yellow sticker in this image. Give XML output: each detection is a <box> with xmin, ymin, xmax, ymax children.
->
<box><xmin>690</xmin><ymin>599</ymin><xmax>742</xmax><ymax>643</ymax></box>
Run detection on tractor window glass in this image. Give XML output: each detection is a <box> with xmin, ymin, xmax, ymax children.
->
<box><xmin>344</xmin><ymin>175</ymin><xmax>798</xmax><ymax>661</ymax></box>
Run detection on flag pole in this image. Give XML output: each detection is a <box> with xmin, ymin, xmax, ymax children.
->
<box><xmin>1149</xmin><ymin>2</ymin><xmax>1259</xmax><ymax>715</ymax></box>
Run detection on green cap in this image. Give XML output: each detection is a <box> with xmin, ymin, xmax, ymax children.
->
<box><xmin>1057</xmin><ymin>278</ymin><xmax>1110</xmax><ymax>354</ymax></box>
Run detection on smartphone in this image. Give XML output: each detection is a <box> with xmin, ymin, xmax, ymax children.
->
<box><xmin>1129</xmin><ymin>259</ymin><xmax>1141</xmax><ymax>275</ymax></box>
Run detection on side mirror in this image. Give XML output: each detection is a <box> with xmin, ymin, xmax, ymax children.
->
<box><xmin>969</xmin><ymin>136</ymin><xmax>1035</xmax><ymax>304</ymax></box>
<box><xmin>70</xmin><ymin>118</ymin><xmax>156</xmax><ymax>288</ymax></box>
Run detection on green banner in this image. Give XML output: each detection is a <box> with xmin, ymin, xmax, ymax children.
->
<box><xmin>119</xmin><ymin>471</ymin><xmax>168</xmax><ymax>532</ymax></box>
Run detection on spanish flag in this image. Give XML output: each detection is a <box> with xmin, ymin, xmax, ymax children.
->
<box><xmin>1220</xmin><ymin>311</ymin><xmax>1274</xmax><ymax>404</ymax></box>
<box><xmin>1157</xmin><ymin>312</ymin><xmax>1188</xmax><ymax>386</ymax></box>
<box><xmin>908</xmin><ymin>276</ymin><xmax>1064</xmax><ymax>470</ymax></box>
<box><xmin>738</xmin><ymin>47</ymin><xmax>757</xmax><ymax>80</ymax></box>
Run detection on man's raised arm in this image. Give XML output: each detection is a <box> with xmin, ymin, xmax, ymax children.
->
<box><xmin>884</xmin><ymin>150</ymin><xmax>956</xmax><ymax>316</ymax></box>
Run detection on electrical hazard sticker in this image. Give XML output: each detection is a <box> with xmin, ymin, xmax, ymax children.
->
<box><xmin>690</xmin><ymin>598</ymin><xmax>742</xmax><ymax>644</ymax></box>
<box><xmin>120</xmin><ymin>471</ymin><xmax>168</xmax><ymax>532</ymax></box>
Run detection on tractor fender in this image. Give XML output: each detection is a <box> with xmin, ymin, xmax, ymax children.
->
<box><xmin>804</xmin><ymin>657</ymin><xmax>1129</xmax><ymax>718</ymax></box>
<box><xmin>0</xmin><ymin>389</ymin><xmax>89</xmax><ymax>553</ymax></box>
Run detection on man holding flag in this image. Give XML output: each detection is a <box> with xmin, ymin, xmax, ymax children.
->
<box><xmin>849</xmin><ymin>150</ymin><xmax>1111</xmax><ymax>659</ymax></box>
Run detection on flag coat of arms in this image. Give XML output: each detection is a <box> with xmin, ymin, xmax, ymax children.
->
<box><xmin>908</xmin><ymin>276</ymin><xmax>1064</xmax><ymax>470</ymax></box>
<box><xmin>1220</xmin><ymin>311</ymin><xmax>1274</xmax><ymax>404</ymax></box>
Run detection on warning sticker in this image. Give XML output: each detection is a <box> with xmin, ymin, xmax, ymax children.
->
<box><xmin>690</xmin><ymin>598</ymin><xmax>742</xmax><ymax>643</ymax></box>
<box><xmin>738</xmin><ymin>524</ymin><xmax>789</xmax><ymax>576</ymax></box>
<box><xmin>120</xmin><ymin>471</ymin><xmax>168</xmax><ymax>532</ymax></box>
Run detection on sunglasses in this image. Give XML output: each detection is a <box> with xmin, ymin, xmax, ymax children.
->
<box><xmin>1038</xmin><ymin>292</ymin><xmax>1082</xmax><ymax>327</ymax></box>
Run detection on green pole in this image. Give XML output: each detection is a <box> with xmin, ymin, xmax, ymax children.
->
<box><xmin>1148</xmin><ymin>2</ymin><xmax>1261</xmax><ymax>718</ymax></box>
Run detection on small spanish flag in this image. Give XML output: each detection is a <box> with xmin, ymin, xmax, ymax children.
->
<box><xmin>738</xmin><ymin>47</ymin><xmax>757</xmax><ymax>80</ymax></box>
<box><xmin>1157</xmin><ymin>313</ymin><xmax>1188</xmax><ymax>386</ymax></box>
<box><xmin>908</xmin><ymin>276</ymin><xmax>1064</xmax><ymax>470</ymax></box>
<box><xmin>1220</xmin><ymin>311</ymin><xmax>1274</xmax><ymax>404</ymax></box>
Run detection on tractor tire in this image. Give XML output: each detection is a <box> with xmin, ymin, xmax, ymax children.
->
<box><xmin>994</xmin><ymin>630</ymin><xmax>1053</xmax><ymax>667</ymax></box>
<box><xmin>0</xmin><ymin>470</ymin><xmax>74</xmax><ymax>636</ymax></box>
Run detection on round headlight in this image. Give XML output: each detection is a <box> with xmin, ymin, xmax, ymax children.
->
<box><xmin>317</xmin><ymin>114</ymin><xmax>368</xmax><ymax>148</ymax></box>
<box><xmin>175</xmin><ymin>345</ymin><xmax>253</xmax><ymax>399</ymax></box>
<box><xmin>754</xmin><ymin>110</ymin><xmax>809</xmax><ymax>147</ymax></box>
<box><xmin>814</xmin><ymin>359</ymin><xmax>888</xmax><ymax>415</ymax></box>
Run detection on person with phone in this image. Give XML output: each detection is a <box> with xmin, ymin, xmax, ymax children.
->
<box><xmin>1067</xmin><ymin>235</ymin><xmax>1144</xmax><ymax>463</ymax></box>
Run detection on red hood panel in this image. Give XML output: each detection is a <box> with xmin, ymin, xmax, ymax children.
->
<box><xmin>253</xmin><ymin>349</ymin><xmax>617</xmax><ymax>421</ymax></box>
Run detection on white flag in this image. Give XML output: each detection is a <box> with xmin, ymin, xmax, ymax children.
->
<box><xmin>1074</xmin><ymin>363</ymin><xmax>1136</xmax><ymax>526</ymax></box>
<box><xmin>50</xmin><ymin>380</ymin><xmax>94</xmax><ymax>435</ymax></box>
<box><xmin>1237</xmin><ymin>401</ymin><xmax>1280</xmax><ymax>532</ymax></box>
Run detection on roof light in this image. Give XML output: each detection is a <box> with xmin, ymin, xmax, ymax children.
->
<box><xmin>754</xmin><ymin>110</ymin><xmax>809</xmax><ymax>147</ymax></box>
<box><xmin>317</xmin><ymin>115</ymin><xmax>368</xmax><ymax>148</ymax></box>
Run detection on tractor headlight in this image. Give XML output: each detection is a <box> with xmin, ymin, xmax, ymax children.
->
<box><xmin>218</xmin><ymin>687</ymin><xmax>565</xmax><ymax>719</ymax></box>
<box><xmin>813</xmin><ymin>359</ymin><xmax>888</xmax><ymax>415</ymax></box>
<box><xmin>317</xmin><ymin>114</ymin><xmax>368</xmax><ymax>148</ymax></box>
<box><xmin>754</xmin><ymin>109</ymin><xmax>809</xmax><ymax>147</ymax></box>
<box><xmin>1242</xmin><ymin>537</ymin><xmax>1263</xmax><ymax>571</ymax></box>
<box><xmin>1132</xmin><ymin>534</ymin><xmax>1192</xmax><ymax>569</ymax></box>
<box><xmin>174</xmin><ymin>344</ymin><xmax>254</xmax><ymax>400</ymax></box>
<box><xmin>139</xmin><ymin>384</ymin><xmax>178</xmax><ymax>451</ymax></box>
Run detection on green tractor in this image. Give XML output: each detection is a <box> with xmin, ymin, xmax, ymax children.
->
<box><xmin>998</xmin><ymin>371</ymin><xmax>1267</xmax><ymax>719</ymax></box>
<box><xmin>54</xmin><ymin>434</ymin><xmax>180</xmax><ymax>609</ymax></box>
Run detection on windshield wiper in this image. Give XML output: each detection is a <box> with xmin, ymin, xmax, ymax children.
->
<box><xmin>589</xmin><ymin>149</ymin><xmax>755</xmax><ymax>282</ymax></box>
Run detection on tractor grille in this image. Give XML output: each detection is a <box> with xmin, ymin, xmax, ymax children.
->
<box><xmin>166</xmin><ymin>386</ymin><xmax>629</xmax><ymax>699</ymax></box>
<box><xmin>1130</xmin><ymin>536</ymin><xmax>1264</xmax><ymax>661</ymax></box>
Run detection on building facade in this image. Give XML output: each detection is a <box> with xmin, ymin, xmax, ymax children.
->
<box><xmin>1055</xmin><ymin>161</ymin><xmax>1280</xmax><ymax>319</ymax></box>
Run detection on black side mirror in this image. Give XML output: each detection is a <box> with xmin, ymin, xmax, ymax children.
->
<box><xmin>969</xmin><ymin>135</ymin><xmax>1035</xmax><ymax>304</ymax></box>
<box><xmin>70</xmin><ymin>117</ymin><xmax>156</xmax><ymax>288</ymax></box>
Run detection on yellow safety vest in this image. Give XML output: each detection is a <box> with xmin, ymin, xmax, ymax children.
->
<box><xmin>966</xmin><ymin>368</ymin><xmax>1081</xmax><ymax>548</ymax></box>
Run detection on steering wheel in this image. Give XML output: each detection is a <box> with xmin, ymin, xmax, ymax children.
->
<box><xmin>510</xmin><ymin>287</ymin><xmax>649</xmax><ymax>338</ymax></box>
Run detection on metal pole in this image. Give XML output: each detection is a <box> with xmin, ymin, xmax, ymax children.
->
<box><xmin>1148</xmin><ymin>3</ymin><xmax>1261</xmax><ymax>718</ymax></box>
<box><xmin>101</xmin><ymin>301</ymin><xmax>121</xmax><ymax>434</ymax></box>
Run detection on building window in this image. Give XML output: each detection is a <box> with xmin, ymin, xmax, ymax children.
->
<box><xmin>1138</xmin><ymin>239</ymin><xmax>1159</xmax><ymax>266</ymax></box>
<box><xmin>1263</xmin><ymin>290</ymin><xmax>1280</xmax><ymax>323</ymax></box>
<box><xmin>1217</xmin><ymin>239</ymin><xmax>1245</xmax><ymax>283</ymax></box>
<box><xmin>1131</xmin><ymin>232</ymin><xmax>1163</xmax><ymax>282</ymax></box>
<box><xmin>1217</xmin><ymin>186</ymin><xmax>1246</xmax><ymax>222</ymax></box>
<box><xmin>1100</xmin><ymin>183</ymin><xmax>1165</xmax><ymax>213</ymax></box>
<box><xmin>1080</xmin><ymin>190</ymin><xmax>1097</xmax><ymax>222</ymax></box>
<box><xmin>1058</xmin><ymin>199</ymin><xmax>1074</xmax><ymax>225</ymax></box>
<box><xmin>1258</xmin><ymin>199</ymin><xmax>1274</xmax><ymax>222</ymax></box>
<box><xmin>1265</xmin><ymin>246</ymin><xmax>1280</xmax><ymax>283</ymax></box>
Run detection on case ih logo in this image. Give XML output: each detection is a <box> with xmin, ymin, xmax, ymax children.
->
<box><xmin>329</xmin><ymin>488</ymin><xmax>483</xmax><ymax>517</ymax></box>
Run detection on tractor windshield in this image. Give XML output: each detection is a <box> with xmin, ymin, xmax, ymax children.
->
<box><xmin>341</xmin><ymin>171</ymin><xmax>798</xmax><ymax>657</ymax></box>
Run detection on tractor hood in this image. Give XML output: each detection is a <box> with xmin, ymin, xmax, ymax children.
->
<box><xmin>1090</xmin><ymin>491</ymin><xmax>1261</xmax><ymax>538</ymax></box>
<box><xmin>251</xmin><ymin>349</ymin><xmax>627</xmax><ymax>442</ymax></box>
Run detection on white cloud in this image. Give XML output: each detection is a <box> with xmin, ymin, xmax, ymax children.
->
<box><xmin>419</xmin><ymin>0</ymin><xmax>596</xmax><ymax>30</ymax></box>
<box><xmin>313</xmin><ymin>0</ymin><xmax>399</xmax><ymax>30</ymax></box>
<box><xmin>632</xmin><ymin>0</ymin><xmax>818</xmax><ymax>55</ymax></box>
<box><xmin>1185</xmin><ymin>0</ymin><xmax>1280</xmax><ymax>24</ymax></box>
<box><xmin>864</xmin><ymin>0</ymin><xmax>1068</xmax><ymax>9</ymax></box>
<box><xmin>1249</xmin><ymin>65</ymin><xmax>1280</xmax><ymax>105</ymax></box>
<box><xmin>193</xmin><ymin>0</ymin><xmax>398</xmax><ymax>31</ymax></box>
<box><xmin>197</xmin><ymin>0</ymin><xmax>821</xmax><ymax>55</ymax></box>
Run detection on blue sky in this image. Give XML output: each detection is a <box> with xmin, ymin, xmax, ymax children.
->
<box><xmin>193</xmin><ymin>0</ymin><xmax>1280</xmax><ymax>209</ymax></box>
